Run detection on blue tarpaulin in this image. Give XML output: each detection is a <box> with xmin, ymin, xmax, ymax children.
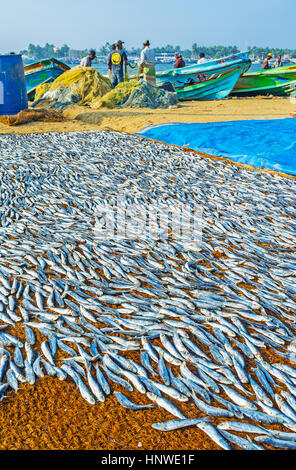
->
<box><xmin>137</xmin><ymin>118</ymin><xmax>296</xmax><ymax>175</ymax></box>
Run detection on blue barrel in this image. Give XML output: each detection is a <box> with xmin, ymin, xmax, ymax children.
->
<box><xmin>0</xmin><ymin>54</ymin><xmax>28</xmax><ymax>116</ymax></box>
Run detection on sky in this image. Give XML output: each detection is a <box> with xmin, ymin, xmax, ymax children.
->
<box><xmin>0</xmin><ymin>0</ymin><xmax>295</xmax><ymax>53</ymax></box>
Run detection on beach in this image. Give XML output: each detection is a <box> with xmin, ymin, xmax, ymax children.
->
<box><xmin>0</xmin><ymin>97</ymin><xmax>293</xmax><ymax>135</ymax></box>
<box><xmin>2</xmin><ymin>0</ymin><xmax>296</xmax><ymax>455</ymax></box>
<box><xmin>0</xmin><ymin>95</ymin><xmax>295</xmax><ymax>452</ymax></box>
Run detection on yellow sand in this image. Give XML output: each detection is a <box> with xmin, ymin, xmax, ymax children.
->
<box><xmin>68</xmin><ymin>96</ymin><xmax>294</xmax><ymax>133</ymax></box>
<box><xmin>0</xmin><ymin>97</ymin><xmax>293</xmax><ymax>136</ymax></box>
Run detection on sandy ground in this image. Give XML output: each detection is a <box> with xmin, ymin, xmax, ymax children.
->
<box><xmin>0</xmin><ymin>338</ymin><xmax>284</xmax><ymax>451</ymax></box>
<box><xmin>0</xmin><ymin>376</ymin><xmax>224</xmax><ymax>451</ymax></box>
<box><xmin>0</xmin><ymin>96</ymin><xmax>294</xmax><ymax>135</ymax></box>
<box><xmin>0</xmin><ymin>96</ymin><xmax>294</xmax><ymax>451</ymax></box>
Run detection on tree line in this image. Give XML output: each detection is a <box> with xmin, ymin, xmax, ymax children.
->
<box><xmin>20</xmin><ymin>43</ymin><xmax>296</xmax><ymax>60</ymax></box>
<box><xmin>247</xmin><ymin>46</ymin><xmax>296</xmax><ymax>58</ymax></box>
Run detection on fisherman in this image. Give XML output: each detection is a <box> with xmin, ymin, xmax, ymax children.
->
<box><xmin>80</xmin><ymin>50</ymin><xmax>97</xmax><ymax>67</ymax></box>
<box><xmin>274</xmin><ymin>55</ymin><xmax>283</xmax><ymax>68</ymax></box>
<box><xmin>107</xmin><ymin>40</ymin><xmax>128</xmax><ymax>87</ymax></box>
<box><xmin>197</xmin><ymin>52</ymin><xmax>207</xmax><ymax>64</ymax></box>
<box><xmin>108</xmin><ymin>44</ymin><xmax>116</xmax><ymax>80</ymax></box>
<box><xmin>262</xmin><ymin>53</ymin><xmax>273</xmax><ymax>69</ymax></box>
<box><xmin>138</xmin><ymin>40</ymin><xmax>156</xmax><ymax>85</ymax></box>
<box><xmin>174</xmin><ymin>52</ymin><xmax>186</xmax><ymax>69</ymax></box>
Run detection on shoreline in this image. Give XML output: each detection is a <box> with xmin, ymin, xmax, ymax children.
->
<box><xmin>0</xmin><ymin>96</ymin><xmax>294</xmax><ymax>179</ymax></box>
<box><xmin>0</xmin><ymin>98</ymin><xmax>295</xmax><ymax>451</ymax></box>
<box><xmin>0</xmin><ymin>97</ymin><xmax>293</xmax><ymax>136</ymax></box>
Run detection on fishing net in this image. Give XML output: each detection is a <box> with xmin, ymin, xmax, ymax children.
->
<box><xmin>32</xmin><ymin>66</ymin><xmax>177</xmax><ymax>111</ymax></box>
<box><xmin>94</xmin><ymin>80</ymin><xmax>178</xmax><ymax>109</ymax></box>
<box><xmin>34</xmin><ymin>82</ymin><xmax>52</xmax><ymax>101</ymax></box>
<box><xmin>0</xmin><ymin>109</ymin><xmax>64</xmax><ymax>126</ymax></box>
<box><xmin>123</xmin><ymin>81</ymin><xmax>178</xmax><ymax>109</ymax></box>
<box><xmin>93</xmin><ymin>80</ymin><xmax>141</xmax><ymax>108</ymax></box>
<box><xmin>32</xmin><ymin>66</ymin><xmax>112</xmax><ymax>111</ymax></box>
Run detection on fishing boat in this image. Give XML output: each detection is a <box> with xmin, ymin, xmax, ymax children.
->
<box><xmin>24</xmin><ymin>58</ymin><xmax>70</xmax><ymax>100</ymax></box>
<box><xmin>231</xmin><ymin>64</ymin><xmax>296</xmax><ymax>97</ymax></box>
<box><xmin>155</xmin><ymin>52</ymin><xmax>251</xmax><ymax>101</ymax></box>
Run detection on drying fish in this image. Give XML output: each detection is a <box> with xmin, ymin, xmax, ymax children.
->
<box><xmin>152</xmin><ymin>417</ymin><xmax>209</xmax><ymax>431</ymax></box>
<box><xmin>0</xmin><ymin>130</ymin><xmax>295</xmax><ymax>450</ymax></box>
<box><xmin>113</xmin><ymin>392</ymin><xmax>153</xmax><ymax>410</ymax></box>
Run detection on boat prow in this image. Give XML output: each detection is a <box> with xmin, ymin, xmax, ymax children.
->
<box><xmin>24</xmin><ymin>58</ymin><xmax>70</xmax><ymax>100</ymax></box>
<box><xmin>231</xmin><ymin>64</ymin><xmax>296</xmax><ymax>97</ymax></box>
<box><xmin>156</xmin><ymin>52</ymin><xmax>251</xmax><ymax>101</ymax></box>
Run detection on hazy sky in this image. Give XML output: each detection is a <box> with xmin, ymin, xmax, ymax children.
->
<box><xmin>0</xmin><ymin>0</ymin><xmax>295</xmax><ymax>53</ymax></box>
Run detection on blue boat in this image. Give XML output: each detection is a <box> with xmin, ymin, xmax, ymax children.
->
<box><xmin>156</xmin><ymin>52</ymin><xmax>251</xmax><ymax>100</ymax></box>
<box><xmin>24</xmin><ymin>58</ymin><xmax>70</xmax><ymax>100</ymax></box>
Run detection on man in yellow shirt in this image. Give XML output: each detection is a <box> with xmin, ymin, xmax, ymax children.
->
<box><xmin>262</xmin><ymin>53</ymin><xmax>273</xmax><ymax>70</ymax></box>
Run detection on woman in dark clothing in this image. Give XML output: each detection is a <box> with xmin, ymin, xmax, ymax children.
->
<box><xmin>174</xmin><ymin>53</ymin><xmax>186</xmax><ymax>68</ymax></box>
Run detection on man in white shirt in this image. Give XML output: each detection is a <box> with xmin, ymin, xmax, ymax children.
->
<box><xmin>197</xmin><ymin>52</ymin><xmax>207</xmax><ymax>64</ymax></box>
<box><xmin>80</xmin><ymin>50</ymin><xmax>97</xmax><ymax>67</ymax></box>
<box><xmin>139</xmin><ymin>40</ymin><xmax>156</xmax><ymax>85</ymax></box>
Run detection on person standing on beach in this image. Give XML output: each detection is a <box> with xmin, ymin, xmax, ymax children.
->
<box><xmin>107</xmin><ymin>40</ymin><xmax>128</xmax><ymax>87</ymax></box>
<box><xmin>262</xmin><ymin>53</ymin><xmax>273</xmax><ymax>69</ymax></box>
<box><xmin>108</xmin><ymin>44</ymin><xmax>116</xmax><ymax>79</ymax></box>
<box><xmin>274</xmin><ymin>55</ymin><xmax>283</xmax><ymax>68</ymax></box>
<box><xmin>80</xmin><ymin>50</ymin><xmax>97</xmax><ymax>67</ymax></box>
<box><xmin>174</xmin><ymin>53</ymin><xmax>186</xmax><ymax>68</ymax></box>
<box><xmin>197</xmin><ymin>52</ymin><xmax>207</xmax><ymax>64</ymax></box>
<box><xmin>138</xmin><ymin>40</ymin><xmax>156</xmax><ymax>85</ymax></box>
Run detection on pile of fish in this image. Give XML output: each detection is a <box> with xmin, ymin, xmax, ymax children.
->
<box><xmin>0</xmin><ymin>130</ymin><xmax>296</xmax><ymax>450</ymax></box>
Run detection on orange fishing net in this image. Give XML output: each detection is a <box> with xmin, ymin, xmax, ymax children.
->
<box><xmin>0</xmin><ymin>109</ymin><xmax>64</xmax><ymax>126</ymax></box>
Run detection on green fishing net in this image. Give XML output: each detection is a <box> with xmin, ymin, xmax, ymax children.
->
<box><xmin>93</xmin><ymin>80</ymin><xmax>141</xmax><ymax>108</ymax></box>
<box><xmin>123</xmin><ymin>82</ymin><xmax>178</xmax><ymax>109</ymax></box>
<box><xmin>94</xmin><ymin>80</ymin><xmax>178</xmax><ymax>109</ymax></box>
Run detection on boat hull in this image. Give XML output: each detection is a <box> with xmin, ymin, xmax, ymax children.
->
<box><xmin>156</xmin><ymin>53</ymin><xmax>251</xmax><ymax>101</ymax></box>
<box><xmin>231</xmin><ymin>65</ymin><xmax>296</xmax><ymax>97</ymax></box>
<box><xmin>24</xmin><ymin>58</ymin><xmax>70</xmax><ymax>100</ymax></box>
<box><xmin>173</xmin><ymin>65</ymin><xmax>248</xmax><ymax>101</ymax></box>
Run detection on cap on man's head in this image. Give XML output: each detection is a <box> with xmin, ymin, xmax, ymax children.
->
<box><xmin>267</xmin><ymin>53</ymin><xmax>273</xmax><ymax>57</ymax></box>
<box><xmin>115</xmin><ymin>40</ymin><xmax>124</xmax><ymax>46</ymax></box>
<box><xmin>143</xmin><ymin>40</ymin><xmax>150</xmax><ymax>46</ymax></box>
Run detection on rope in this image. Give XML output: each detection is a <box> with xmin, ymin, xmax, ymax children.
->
<box><xmin>124</xmin><ymin>64</ymin><xmax>128</xmax><ymax>82</ymax></box>
<box><xmin>124</xmin><ymin>63</ymin><xmax>142</xmax><ymax>81</ymax></box>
